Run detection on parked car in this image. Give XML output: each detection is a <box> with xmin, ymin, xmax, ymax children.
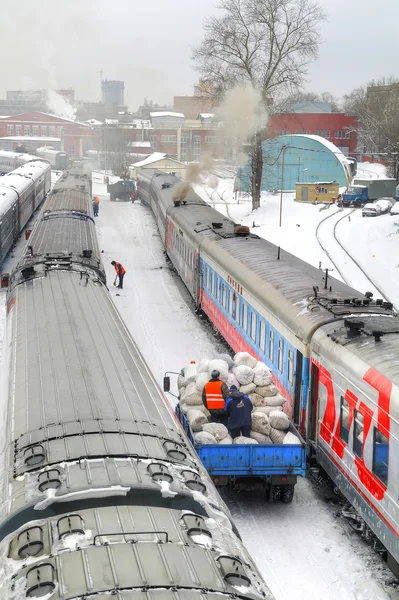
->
<box><xmin>362</xmin><ymin>202</ymin><xmax>382</xmax><ymax>217</ymax></box>
<box><xmin>375</xmin><ymin>198</ymin><xmax>393</xmax><ymax>213</ymax></box>
<box><xmin>390</xmin><ymin>202</ymin><xmax>399</xmax><ymax>216</ymax></box>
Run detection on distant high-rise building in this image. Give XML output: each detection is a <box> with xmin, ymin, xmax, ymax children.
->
<box><xmin>101</xmin><ymin>80</ymin><xmax>125</xmax><ymax>105</ymax></box>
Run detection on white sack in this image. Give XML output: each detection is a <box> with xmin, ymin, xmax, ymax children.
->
<box><xmin>232</xmin><ymin>365</ymin><xmax>254</xmax><ymax>385</ymax></box>
<box><xmin>251</xmin><ymin>411</ymin><xmax>271</xmax><ymax>436</ymax></box>
<box><xmin>265</xmin><ymin>395</ymin><xmax>286</xmax><ymax>407</ymax></box>
<box><xmin>197</xmin><ymin>358</ymin><xmax>210</xmax><ymax>373</ymax></box>
<box><xmin>187</xmin><ymin>409</ymin><xmax>208</xmax><ymax>432</ymax></box>
<box><xmin>208</xmin><ymin>358</ymin><xmax>229</xmax><ymax>382</ymax></box>
<box><xmin>183</xmin><ymin>363</ymin><xmax>198</xmax><ymax>384</ymax></box>
<box><xmin>195</xmin><ymin>372</ymin><xmax>210</xmax><ymax>392</ymax></box>
<box><xmin>253</xmin><ymin>362</ymin><xmax>273</xmax><ymax>387</ymax></box>
<box><xmin>234</xmin><ymin>352</ymin><xmax>258</xmax><ymax>368</ymax></box>
<box><xmin>269</xmin><ymin>410</ymin><xmax>290</xmax><ymax>431</ymax></box>
<box><xmin>187</xmin><ymin>404</ymin><xmax>210</xmax><ymax>418</ymax></box>
<box><xmin>283</xmin><ymin>432</ymin><xmax>301</xmax><ymax>445</ymax></box>
<box><xmin>253</xmin><ymin>405</ymin><xmax>283</xmax><ymax>416</ymax></box>
<box><xmin>182</xmin><ymin>382</ymin><xmax>203</xmax><ymax>406</ymax></box>
<box><xmin>181</xmin><ymin>403</ymin><xmax>190</xmax><ymax>414</ymax></box>
<box><xmin>177</xmin><ymin>374</ymin><xmax>186</xmax><ymax>391</ymax></box>
<box><xmin>219</xmin><ymin>434</ymin><xmax>233</xmax><ymax>445</ymax></box>
<box><xmin>270</xmin><ymin>427</ymin><xmax>286</xmax><ymax>444</ymax></box>
<box><xmin>215</xmin><ymin>353</ymin><xmax>234</xmax><ymax>369</ymax></box>
<box><xmin>249</xmin><ymin>393</ymin><xmax>267</xmax><ymax>407</ymax></box>
<box><xmin>226</xmin><ymin>372</ymin><xmax>240</xmax><ymax>390</ymax></box>
<box><xmin>202</xmin><ymin>422</ymin><xmax>228</xmax><ymax>442</ymax></box>
<box><xmin>255</xmin><ymin>385</ymin><xmax>277</xmax><ymax>397</ymax></box>
<box><xmin>250</xmin><ymin>431</ymin><xmax>272</xmax><ymax>444</ymax></box>
<box><xmin>194</xmin><ymin>431</ymin><xmax>217</xmax><ymax>445</ymax></box>
<box><xmin>239</xmin><ymin>382</ymin><xmax>256</xmax><ymax>394</ymax></box>
<box><xmin>233</xmin><ymin>436</ymin><xmax>258</xmax><ymax>444</ymax></box>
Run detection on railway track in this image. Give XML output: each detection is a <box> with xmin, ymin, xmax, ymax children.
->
<box><xmin>316</xmin><ymin>208</ymin><xmax>391</xmax><ymax>305</ymax></box>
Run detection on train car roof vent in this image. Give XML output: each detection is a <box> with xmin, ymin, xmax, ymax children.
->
<box><xmin>376</xmin><ymin>299</ymin><xmax>383</xmax><ymax>306</ymax></box>
<box><xmin>365</xmin><ymin>291</ymin><xmax>373</xmax><ymax>298</ymax></box>
<box><xmin>217</xmin><ymin>556</ymin><xmax>251</xmax><ymax>588</ymax></box>
<box><xmin>234</xmin><ymin>225</ymin><xmax>250</xmax><ymax>236</ymax></box>
<box><xmin>161</xmin><ymin>183</ymin><xmax>171</xmax><ymax>189</ymax></box>
<box><xmin>344</xmin><ymin>318</ymin><xmax>364</xmax><ymax>338</ymax></box>
<box><xmin>362</xmin><ymin>299</ymin><xmax>370</xmax><ymax>306</ymax></box>
<box><xmin>372</xmin><ymin>331</ymin><xmax>383</xmax><ymax>342</ymax></box>
<box><xmin>212</xmin><ymin>222</ymin><xmax>223</xmax><ymax>229</ymax></box>
<box><xmin>383</xmin><ymin>301</ymin><xmax>393</xmax><ymax>310</ymax></box>
<box><xmin>82</xmin><ymin>249</ymin><xmax>92</xmax><ymax>259</ymax></box>
<box><xmin>21</xmin><ymin>266</ymin><xmax>35</xmax><ymax>279</ymax></box>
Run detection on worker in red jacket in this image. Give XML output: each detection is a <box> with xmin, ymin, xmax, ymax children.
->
<box><xmin>202</xmin><ymin>370</ymin><xmax>229</xmax><ymax>424</ymax></box>
<box><xmin>111</xmin><ymin>261</ymin><xmax>126</xmax><ymax>289</ymax></box>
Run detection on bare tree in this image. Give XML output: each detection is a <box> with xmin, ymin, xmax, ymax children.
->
<box><xmin>193</xmin><ymin>0</ymin><xmax>326</xmax><ymax>209</ymax></box>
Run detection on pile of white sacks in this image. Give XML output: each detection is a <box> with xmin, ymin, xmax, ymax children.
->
<box><xmin>178</xmin><ymin>352</ymin><xmax>301</xmax><ymax>446</ymax></box>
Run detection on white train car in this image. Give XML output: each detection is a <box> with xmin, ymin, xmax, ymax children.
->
<box><xmin>0</xmin><ymin>150</ymin><xmax>42</xmax><ymax>174</ymax></box>
<box><xmin>35</xmin><ymin>146</ymin><xmax>69</xmax><ymax>170</ymax></box>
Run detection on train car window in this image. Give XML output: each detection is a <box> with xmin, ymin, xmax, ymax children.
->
<box><xmin>288</xmin><ymin>349</ymin><xmax>294</xmax><ymax>384</ymax></box>
<box><xmin>229</xmin><ymin>291</ymin><xmax>234</xmax><ymax>315</ymax></box>
<box><xmin>353</xmin><ymin>409</ymin><xmax>364</xmax><ymax>458</ymax></box>
<box><xmin>269</xmin><ymin>329</ymin><xmax>274</xmax><ymax>363</ymax></box>
<box><xmin>259</xmin><ymin>321</ymin><xmax>266</xmax><ymax>352</ymax></box>
<box><xmin>212</xmin><ymin>272</ymin><xmax>216</xmax><ymax>295</ymax></box>
<box><xmin>372</xmin><ymin>428</ymin><xmax>389</xmax><ymax>486</ymax></box>
<box><xmin>209</xmin><ymin>271</ymin><xmax>213</xmax><ymax>292</ymax></box>
<box><xmin>250</xmin><ymin>312</ymin><xmax>256</xmax><ymax>341</ymax></box>
<box><xmin>278</xmin><ymin>338</ymin><xmax>284</xmax><ymax>372</ymax></box>
<box><xmin>235</xmin><ymin>296</ymin><xmax>240</xmax><ymax>323</ymax></box>
<box><xmin>242</xmin><ymin>303</ymin><xmax>248</xmax><ymax>332</ymax></box>
<box><xmin>340</xmin><ymin>397</ymin><xmax>350</xmax><ymax>443</ymax></box>
<box><xmin>222</xmin><ymin>283</ymin><xmax>226</xmax><ymax>307</ymax></box>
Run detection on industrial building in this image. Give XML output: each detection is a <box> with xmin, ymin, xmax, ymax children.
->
<box><xmin>101</xmin><ymin>80</ymin><xmax>125</xmax><ymax>105</ymax></box>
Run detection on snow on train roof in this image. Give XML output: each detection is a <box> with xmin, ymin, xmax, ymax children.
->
<box><xmin>0</xmin><ymin>161</ymin><xmax>49</xmax><ymax>192</ymax></box>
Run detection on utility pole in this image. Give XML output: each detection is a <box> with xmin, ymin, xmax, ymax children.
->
<box><xmin>97</xmin><ymin>70</ymin><xmax>103</xmax><ymax>101</ymax></box>
<box><xmin>279</xmin><ymin>146</ymin><xmax>287</xmax><ymax>228</ymax></box>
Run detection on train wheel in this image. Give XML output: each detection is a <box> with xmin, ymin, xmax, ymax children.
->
<box><xmin>271</xmin><ymin>485</ymin><xmax>281</xmax><ymax>503</ymax></box>
<box><xmin>281</xmin><ymin>485</ymin><xmax>295</xmax><ymax>504</ymax></box>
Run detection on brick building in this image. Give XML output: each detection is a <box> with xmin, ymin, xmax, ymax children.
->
<box><xmin>268</xmin><ymin>106</ymin><xmax>358</xmax><ymax>156</ymax></box>
<box><xmin>0</xmin><ymin>112</ymin><xmax>96</xmax><ymax>156</ymax></box>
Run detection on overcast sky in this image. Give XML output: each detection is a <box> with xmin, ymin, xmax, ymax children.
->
<box><xmin>1</xmin><ymin>0</ymin><xmax>397</xmax><ymax>110</ymax></box>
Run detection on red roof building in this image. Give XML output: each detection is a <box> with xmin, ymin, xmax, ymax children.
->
<box><xmin>0</xmin><ymin>112</ymin><xmax>96</xmax><ymax>156</ymax></box>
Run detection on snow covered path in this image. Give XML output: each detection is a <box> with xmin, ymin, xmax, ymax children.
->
<box><xmin>93</xmin><ymin>182</ymin><xmax>396</xmax><ymax>600</ymax></box>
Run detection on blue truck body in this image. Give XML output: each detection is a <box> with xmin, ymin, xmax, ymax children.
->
<box><xmin>342</xmin><ymin>178</ymin><xmax>396</xmax><ymax>207</ymax></box>
<box><xmin>176</xmin><ymin>405</ymin><xmax>306</xmax><ymax>480</ymax></box>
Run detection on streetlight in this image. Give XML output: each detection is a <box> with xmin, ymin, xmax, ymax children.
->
<box><xmin>300</xmin><ymin>168</ymin><xmax>308</xmax><ymax>182</ymax></box>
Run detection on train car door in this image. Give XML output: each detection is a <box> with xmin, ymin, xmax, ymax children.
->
<box><xmin>308</xmin><ymin>361</ymin><xmax>319</xmax><ymax>447</ymax></box>
<box><xmin>293</xmin><ymin>351</ymin><xmax>303</xmax><ymax>426</ymax></box>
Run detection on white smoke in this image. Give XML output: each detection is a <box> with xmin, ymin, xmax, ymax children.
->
<box><xmin>216</xmin><ymin>83</ymin><xmax>268</xmax><ymax>143</ymax></box>
<box><xmin>47</xmin><ymin>90</ymin><xmax>76</xmax><ymax>121</ymax></box>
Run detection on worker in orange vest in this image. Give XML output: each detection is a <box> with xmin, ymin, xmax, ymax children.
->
<box><xmin>202</xmin><ymin>370</ymin><xmax>229</xmax><ymax>424</ymax></box>
<box><xmin>93</xmin><ymin>196</ymin><xmax>100</xmax><ymax>217</ymax></box>
<box><xmin>111</xmin><ymin>261</ymin><xmax>126</xmax><ymax>289</ymax></box>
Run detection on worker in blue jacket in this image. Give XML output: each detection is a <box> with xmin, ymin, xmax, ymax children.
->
<box><xmin>224</xmin><ymin>385</ymin><xmax>253</xmax><ymax>439</ymax></box>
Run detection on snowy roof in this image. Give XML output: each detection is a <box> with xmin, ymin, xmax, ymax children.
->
<box><xmin>131</xmin><ymin>152</ymin><xmax>184</xmax><ymax>168</ymax></box>
<box><xmin>150</xmin><ymin>111</ymin><xmax>185</xmax><ymax>118</ymax></box>
<box><xmin>199</xmin><ymin>113</ymin><xmax>216</xmax><ymax>119</ymax></box>
<box><xmin>86</xmin><ymin>119</ymin><xmax>103</xmax><ymax>126</ymax></box>
<box><xmin>0</xmin><ymin>136</ymin><xmax>60</xmax><ymax>142</ymax></box>
<box><xmin>128</xmin><ymin>141</ymin><xmax>152</xmax><ymax>147</ymax></box>
<box><xmin>105</xmin><ymin>119</ymin><xmax>119</xmax><ymax>125</ymax></box>
<box><xmin>132</xmin><ymin>119</ymin><xmax>152</xmax><ymax>128</ymax></box>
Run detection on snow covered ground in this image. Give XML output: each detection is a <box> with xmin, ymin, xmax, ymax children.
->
<box><xmin>91</xmin><ymin>175</ymin><xmax>396</xmax><ymax>600</ymax></box>
<box><xmin>192</xmin><ymin>162</ymin><xmax>399</xmax><ymax>305</ymax></box>
<box><xmin>0</xmin><ymin>170</ymin><xmax>396</xmax><ymax>599</ymax></box>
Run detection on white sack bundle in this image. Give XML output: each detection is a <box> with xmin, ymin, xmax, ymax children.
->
<box><xmin>219</xmin><ymin>434</ymin><xmax>233</xmax><ymax>444</ymax></box>
<box><xmin>187</xmin><ymin>409</ymin><xmax>208</xmax><ymax>432</ymax></box>
<box><xmin>197</xmin><ymin>358</ymin><xmax>210</xmax><ymax>373</ymax></box>
<box><xmin>253</xmin><ymin>405</ymin><xmax>283</xmax><ymax>416</ymax></box>
<box><xmin>283</xmin><ymin>432</ymin><xmax>301</xmax><ymax>445</ymax></box>
<box><xmin>233</xmin><ymin>436</ymin><xmax>258</xmax><ymax>444</ymax></box>
<box><xmin>182</xmin><ymin>382</ymin><xmax>203</xmax><ymax>406</ymax></box>
<box><xmin>251</xmin><ymin>411</ymin><xmax>271</xmax><ymax>436</ymax></box>
<box><xmin>188</xmin><ymin>404</ymin><xmax>210</xmax><ymax>418</ymax></box>
<box><xmin>181</xmin><ymin>403</ymin><xmax>190</xmax><ymax>414</ymax></box>
<box><xmin>269</xmin><ymin>410</ymin><xmax>290</xmax><ymax>431</ymax></box>
<box><xmin>239</xmin><ymin>382</ymin><xmax>256</xmax><ymax>395</ymax></box>
<box><xmin>208</xmin><ymin>358</ymin><xmax>229</xmax><ymax>382</ymax></box>
<box><xmin>253</xmin><ymin>362</ymin><xmax>273</xmax><ymax>387</ymax></box>
<box><xmin>265</xmin><ymin>395</ymin><xmax>286</xmax><ymax>407</ymax></box>
<box><xmin>183</xmin><ymin>363</ymin><xmax>198</xmax><ymax>385</ymax></box>
<box><xmin>215</xmin><ymin>353</ymin><xmax>235</xmax><ymax>369</ymax></box>
<box><xmin>249</xmin><ymin>393</ymin><xmax>267</xmax><ymax>407</ymax></box>
<box><xmin>195</xmin><ymin>372</ymin><xmax>210</xmax><ymax>392</ymax></box>
<box><xmin>255</xmin><ymin>384</ymin><xmax>277</xmax><ymax>397</ymax></box>
<box><xmin>202</xmin><ymin>422</ymin><xmax>228</xmax><ymax>442</ymax></box>
<box><xmin>234</xmin><ymin>352</ymin><xmax>258</xmax><ymax>368</ymax></box>
<box><xmin>250</xmin><ymin>431</ymin><xmax>272</xmax><ymax>444</ymax></box>
<box><xmin>270</xmin><ymin>427</ymin><xmax>286</xmax><ymax>444</ymax></box>
<box><xmin>194</xmin><ymin>431</ymin><xmax>217</xmax><ymax>445</ymax></box>
<box><xmin>177</xmin><ymin>374</ymin><xmax>186</xmax><ymax>391</ymax></box>
<box><xmin>226</xmin><ymin>372</ymin><xmax>240</xmax><ymax>390</ymax></box>
<box><xmin>232</xmin><ymin>365</ymin><xmax>254</xmax><ymax>385</ymax></box>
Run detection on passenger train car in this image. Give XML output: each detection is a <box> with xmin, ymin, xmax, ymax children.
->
<box><xmin>36</xmin><ymin>146</ymin><xmax>69</xmax><ymax>170</ymax></box>
<box><xmin>0</xmin><ymin>163</ymin><xmax>275</xmax><ymax>599</ymax></box>
<box><xmin>137</xmin><ymin>169</ymin><xmax>399</xmax><ymax>575</ymax></box>
<box><xmin>0</xmin><ymin>150</ymin><xmax>43</xmax><ymax>175</ymax></box>
<box><xmin>0</xmin><ymin>160</ymin><xmax>51</xmax><ymax>264</ymax></box>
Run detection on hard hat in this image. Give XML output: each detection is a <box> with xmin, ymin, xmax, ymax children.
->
<box><xmin>190</xmin><ymin>360</ymin><xmax>196</xmax><ymax>364</ymax></box>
